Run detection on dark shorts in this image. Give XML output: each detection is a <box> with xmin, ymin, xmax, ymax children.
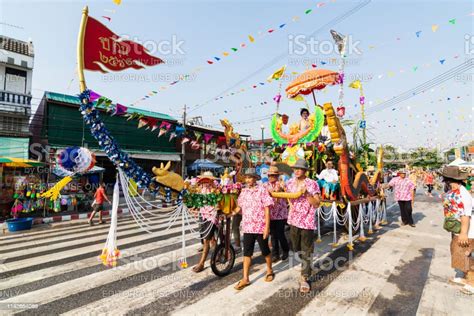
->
<box><xmin>93</xmin><ymin>204</ymin><xmax>104</xmax><ymax>212</ymax></box>
<box><xmin>200</xmin><ymin>220</ymin><xmax>217</xmax><ymax>241</ymax></box>
<box><xmin>243</xmin><ymin>233</ymin><xmax>271</xmax><ymax>257</ymax></box>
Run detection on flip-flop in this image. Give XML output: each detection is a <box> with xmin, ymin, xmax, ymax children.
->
<box><xmin>300</xmin><ymin>280</ymin><xmax>311</xmax><ymax>293</ymax></box>
<box><xmin>265</xmin><ymin>272</ymin><xmax>275</xmax><ymax>282</ymax></box>
<box><xmin>192</xmin><ymin>265</ymin><xmax>204</xmax><ymax>273</ymax></box>
<box><xmin>448</xmin><ymin>277</ymin><xmax>466</xmax><ymax>286</ymax></box>
<box><xmin>234</xmin><ymin>280</ymin><xmax>251</xmax><ymax>290</ymax></box>
<box><xmin>460</xmin><ymin>284</ymin><xmax>474</xmax><ymax>295</ymax></box>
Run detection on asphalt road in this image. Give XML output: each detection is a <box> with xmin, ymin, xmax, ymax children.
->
<box><xmin>0</xmin><ymin>188</ymin><xmax>472</xmax><ymax>315</ymax></box>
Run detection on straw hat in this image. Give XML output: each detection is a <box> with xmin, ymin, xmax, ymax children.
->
<box><xmin>291</xmin><ymin>159</ymin><xmax>309</xmax><ymax>170</ymax></box>
<box><xmin>267</xmin><ymin>165</ymin><xmax>281</xmax><ymax>176</ymax></box>
<box><xmin>243</xmin><ymin>169</ymin><xmax>261</xmax><ymax>180</ymax></box>
<box><xmin>197</xmin><ymin>171</ymin><xmax>217</xmax><ymax>183</ymax></box>
<box><xmin>438</xmin><ymin>166</ymin><xmax>469</xmax><ymax>181</ymax></box>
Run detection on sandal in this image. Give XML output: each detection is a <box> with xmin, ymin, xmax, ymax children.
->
<box><xmin>234</xmin><ymin>280</ymin><xmax>251</xmax><ymax>290</ymax></box>
<box><xmin>192</xmin><ymin>264</ymin><xmax>205</xmax><ymax>273</ymax></box>
<box><xmin>448</xmin><ymin>277</ymin><xmax>466</xmax><ymax>286</ymax></box>
<box><xmin>264</xmin><ymin>272</ymin><xmax>275</xmax><ymax>282</ymax></box>
<box><xmin>460</xmin><ymin>284</ymin><xmax>474</xmax><ymax>295</ymax></box>
<box><xmin>299</xmin><ymin>280</ymin><xmax>311</xmax><ymax>293</ymax></box>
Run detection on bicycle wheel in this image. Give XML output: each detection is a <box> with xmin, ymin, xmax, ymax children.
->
<box><xmin>210</xmin><ymin>243</ymin><xmax>235</xmax><ymax>277</ymax></box>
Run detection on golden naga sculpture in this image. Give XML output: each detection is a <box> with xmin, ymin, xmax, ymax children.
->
<box><xmin>322</xmin><ymin>102</ymin><xmax>383</xmax><ymax>201</ymax></box>
<box><xmin>220</xmin><ymin>118</ymin><xmax>243</xmax><ymax>149</ymax></box>
<box><xmin>152</xmin><ymin>161</ymin><xmax>184</xmax><ymax>192</ymax></box>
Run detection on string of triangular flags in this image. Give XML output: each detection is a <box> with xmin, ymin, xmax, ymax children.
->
<box><xmin>88</xmin><ymin>90</ymin><xmax>227</xmax><ymax>150</ymax></box>
<box><xmin>130</xmin><ymin>1</ymin><xmax>335</xmax><ymax>106</ymax></box>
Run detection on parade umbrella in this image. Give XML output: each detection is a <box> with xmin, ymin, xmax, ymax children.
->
<box><xmin>285</xmin><ymin>69</ymin><xmax>341</xmax><ymax>105</ymax></box>
<box><xmin>0</xmin><ymin>157</ymin><xmax>44</xmax><ymax>168</ymax></box>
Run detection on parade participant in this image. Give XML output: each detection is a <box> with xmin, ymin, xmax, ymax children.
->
<box><xmin>439</xmin><ymin>166</ymin><xmax>474</xmax><ymax>295</ymax></box>
<box><xmin>385</xmin><ymin>170</ymin><xmax>416</xmax><ymax>227</ymax></box>
<box><xmin>88</xmin><ymin>182</ymin><xmax>110</xmax><ymax>226</ymax></box>
<box><xmin>234</xmin><ymin>170</ymin><xmax>274</xmax><ymax>290</ymax></box>
<box><xmin>264</xmin><ymin>165</ymin><xmax>289</xmax><ymax>262</ymax></box>
<box><xmin>299</xmin><ymin>108</ymin><xmax>311</xmax><ymax>131</ymax></box>
<box><xmin>192</xmin><ymin>172</ymin><xmax>219</xmax><ymax>273</ymax></box>
<box><xmin>424</xmin><ymin>171</ymin><xmax>435</xmax><ymax>197</ymax></box>
<box><xmin>317</xmin><ymin>160</ymin><xmax>339</xmax><ymax>200</ymax></box>
<box><xmin>286</xmin><ymin>159</ymin><xmax>320</xmax><ymax>293</ymax></box>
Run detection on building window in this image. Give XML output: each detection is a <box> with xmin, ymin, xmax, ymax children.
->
<box><xmin>5</xmin><ymin>67</ymin><xmax>27</xmax><ymax>94</ymax></box>
<box><xmin>21</xmin><ymin>60</ymin><xmax>28</xmax><ymax>68</ymax></box>
<box><xmin>0</xmin><ymin>116</ymin><xmax>24</xmax><ymax>133</ymax></box>
<box><xmin>7</xmin><ymin>57</ymin><xmax>14</xmax><ymax>64</ymax></box>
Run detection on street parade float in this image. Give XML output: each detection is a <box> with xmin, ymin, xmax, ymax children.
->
<box><xmin>60</xmin><ymin>7</ymin><xmax>388</xmax><ymax>273</ymax></box>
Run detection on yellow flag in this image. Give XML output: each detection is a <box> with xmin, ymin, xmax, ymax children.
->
<box><xmin>113</xmin><ymin>0</ymin><xmax>121</xmax><ymax>5</ymax></box>
<box><xmin>349</xmin><ymin>80</ymin><xmax>361</xmax><ymax>89</ymax></box>
<box><xmin>267</xmin><ymin>65</ymin><xmax>286</xmax><ymax>81</ymax></box>
<box><xmin>431</xmin><ymin>24</ymin><xmax>439</xmax><ymax>32</ymax></box>
<box><xmin>223</xmin><ymin>52</ymin><xmax>229</xmax><ymax>56</ymax></box>
<box><xmin>248</xmin><ymin>35</ymin><xmax>255</xmax><ymax>42</ymax></box>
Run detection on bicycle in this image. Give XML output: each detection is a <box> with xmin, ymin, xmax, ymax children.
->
<box><xmin>210</xmin><ymin>212</ymin><xmax>236</xmax><ymax>277</ymax></box>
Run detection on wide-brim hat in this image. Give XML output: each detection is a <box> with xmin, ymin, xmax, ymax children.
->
<box><xmin>438</xmin><ymin>165</ymin><xmax>469</xmax><ymax>181</ymax></box>
<box><xmin>267</xmin><ymin>165</ymin><xmax>281</xmax><ymax>176</ymax></box>
<box><xmin>291</xmin><ymin>159</ymin><xmax>309</xmax><ymax>170</ymax></box>
<box><xmin>243</xmin><ymin>169</ymin><xmax>261</xmax><ymax>180</ymax></box>
<box><xmin>397</xmin><ymin>169</ymin><xmax>407</xmax><ymax>175</ymax></box>
<box><xmin>197</xmin><ymin>171</ymin><xmax>217</xmax><ymax>183</ymax></box>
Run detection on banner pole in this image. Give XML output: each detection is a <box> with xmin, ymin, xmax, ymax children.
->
<box><xmin>77</xmin><ymin>6</ymin><xmax>89</xmax><ymax>93</ymax></box>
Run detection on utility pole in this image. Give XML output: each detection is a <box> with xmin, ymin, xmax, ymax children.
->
<box><xmin>181</xmin><ymin>105</ymin><xmax>187</xmax><ymax>177</ymax></box>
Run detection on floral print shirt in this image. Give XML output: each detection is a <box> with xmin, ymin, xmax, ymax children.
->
<box><xmin>285</xmin><ymin>178</ymin><xmax>320</xmax><ymax>230</ymax></box>
<box><xmin>238</xmin><ymin>185</ymin><xmax>274</xmax><ymax>234</ymax></box>
<box><xmin>263</xmin><ymin>182</ymin><xmax>288</xmax><ymax>220</ymax></box>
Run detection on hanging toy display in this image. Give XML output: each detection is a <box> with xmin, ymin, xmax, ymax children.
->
<box><xmin>41</xmin><ymin>146</ymin><xmax>96</xmax><ymax>201</ymax></box>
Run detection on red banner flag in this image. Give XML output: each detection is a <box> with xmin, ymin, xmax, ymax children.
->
<box><xmin>83</xmin><ymin>16</ymin><xmax>163</xmax><ymax>73</ymax></box>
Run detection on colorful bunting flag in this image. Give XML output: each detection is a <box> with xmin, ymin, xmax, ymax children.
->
<box><xmin>431</xmin><ymin>24</ymin><xmax>439</xmax><ymax>32</ymax></box>
<box><xmin>267</xmin><ymin>65</ymin><xmax>286</xmax><ymax>82</ymax></box>
<box><xmin>248</xmin><ymin>35</ymin><xmax>255</xmax><ymax>42</ymax></box>
<box><xmin>203</xmin><ymin>133</ymin><xmax>213</xmax><ymax>143</ymax></box>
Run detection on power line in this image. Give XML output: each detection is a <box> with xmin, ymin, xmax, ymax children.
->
<box><xmin>361</xmin><ymin>59</ymin><xmax>473</xmax><ymax>117</ymax></box>
<box><xmin>189</xmin><ymin>0</ymin><xmax>372</xmax><ymax>114</ymax></box>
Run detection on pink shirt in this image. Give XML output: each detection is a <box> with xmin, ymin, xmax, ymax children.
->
<box><xmin>237</xmin><ymin>185</ymin><xmax>274</xmax><ymax>234</ymax></box>
<box><xmin>388</xmin><ymin>177</ymin><xmax>415</xmax><ymax>201</ymax></box>
<box><xmin>263</xmin><ymin>182</ymin><xmax>288</xmax><ymax>220</ymax></box>
<box><xmin>286</xmin><ymin>178</ymin><xmax>320</xmax><ymax>230</ymax></box>
<box><xmin>198</xmin><ymin>187</ymin><xmax>218</xmax><ymax>225</ymax></box>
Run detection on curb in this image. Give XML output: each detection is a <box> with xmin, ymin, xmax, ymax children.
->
<box><xmin>32</xmin><ymin>202</ymin><xmax>177</xmax><ymax>225</ymax></box>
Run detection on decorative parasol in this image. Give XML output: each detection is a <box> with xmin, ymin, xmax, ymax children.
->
<box><xmin>285</xmin><ymin>69</ymin><xmax>341</xmax><ymax>105</ymax></box>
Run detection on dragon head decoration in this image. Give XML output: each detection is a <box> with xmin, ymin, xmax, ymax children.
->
<box><xmin>152</xmin><ymin>161</ymin><xmax>184</xmax><ymax>192</ymax></box>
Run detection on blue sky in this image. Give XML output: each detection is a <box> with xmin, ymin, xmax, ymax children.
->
<box><xmin>1</xmin><ymin>0</ymin><xmax>472</xmax><ymax>150</ymax></box>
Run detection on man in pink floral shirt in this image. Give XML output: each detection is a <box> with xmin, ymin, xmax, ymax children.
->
<box><xmin>286</xmin><ymin>159</ymin><xmax>320</xmax><ymax>293</ymax></box>
<box><xmin>386</xmin><ymin>170</ymin><xmax>416</xmax><ymax>227</ymax></box>
<box><xmin>264</xmin><ymin>165</ymin><xmax>290</xmax><ymax>263</ymax></box>
<box><xmin>234</xmin><ymin>170</ymin><xmax>274</xmax><ymax>290</ymax></box>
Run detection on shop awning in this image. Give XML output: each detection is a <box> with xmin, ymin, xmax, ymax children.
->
<box><xmin>94</xmin><ymin>151</ymin><xmax>181</xmax><ymax>161</ymax></box>
<box><xmin>0</xmin><ymin>157</ymin><xmax>44</xmax><ymax>168</ymax></box>
<box><xmin>187</xmin><ymin>159</ymin><xmax>224</xmax><ymax>172</ymax></box>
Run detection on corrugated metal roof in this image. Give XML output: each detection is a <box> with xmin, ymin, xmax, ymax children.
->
<box><xmin>44</xmin><ymin>91</ymin><xmax>177</xmax><ymax>122</ymax></box>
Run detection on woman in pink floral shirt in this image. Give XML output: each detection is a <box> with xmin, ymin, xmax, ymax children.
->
<box><xmin>286</xmin><ymin>159</ymin><xmax>320</xmax><ymax>293</ymax></box>
<box><xmin>264</xmin><ymin>165</ymin><xmax>290</xmax><ymax>262</ymax></box>
<box><xmin>234</xmin><ymin>170</ymin><xmax>274</xmax><ymax>290</ymax></box>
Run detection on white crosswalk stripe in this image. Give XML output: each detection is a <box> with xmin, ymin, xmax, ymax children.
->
<box><xmin>0</xmin><ymin>200</ymin><xmax>458</xmax><ymax>315</ymax></box>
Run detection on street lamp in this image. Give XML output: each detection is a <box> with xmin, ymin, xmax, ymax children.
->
<box><xmin>260</xmin><ymin>124</ymin><xmax>265</xmax><ymax>162</ymax></box>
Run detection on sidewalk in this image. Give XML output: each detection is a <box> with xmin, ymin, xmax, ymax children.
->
<box><xmin>299</xmin><ymin>199</ymin><xmax>473</xmax><ymax>315</ymax></box>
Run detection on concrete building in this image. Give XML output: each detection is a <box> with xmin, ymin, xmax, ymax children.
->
<box><xmin>0</xmin><ymin>35</ymin><xmax>34</xmax><ymax>159</ymax></box>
